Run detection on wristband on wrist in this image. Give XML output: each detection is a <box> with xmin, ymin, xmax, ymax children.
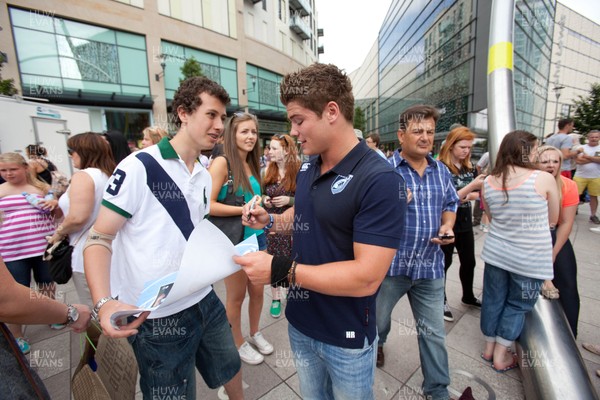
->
<box><xmin>271</xmin><ymin>256</ymin><xmax>293</xmax><ymax>285</ymax></box>
<box><xmin>288</xmin><ymin>196</ymin><xmax>295</xmax><ymax>206</ymax></box>
<box><xmin>264</xmin><ymin>213</ymin><xmax>274</xmax><ymax>231</ymax></box>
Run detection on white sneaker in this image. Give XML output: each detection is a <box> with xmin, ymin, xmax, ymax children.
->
<box><xmin>248</xmin><ymin>332</ymin><xmax>274</xmax><ymax>355</ymax></box>
<box><xmin>591</xmin><ymin>227</ymin><xmax>600</xmax><ymax>234</ymax></box>
<box><xmin>238</xmin><ymin>341</ymin><xmax>264</xmax><ymax>365</ymax></box>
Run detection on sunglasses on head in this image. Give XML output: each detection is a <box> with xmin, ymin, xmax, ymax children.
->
<box><xmin>233</xmin><ymin>111</ymin><xmax>257</xmax><ymax>119</ymax></box>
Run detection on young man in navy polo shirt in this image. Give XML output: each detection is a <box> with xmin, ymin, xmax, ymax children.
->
<box><xmin>234</xmin><ymin>63</ymin><xmax>407</xmax><ymax>399</ymax></box>
<box><xmin>84</xmin><ymin>77</ymin><xmax>243</xmax><ymax>399</ymax></box>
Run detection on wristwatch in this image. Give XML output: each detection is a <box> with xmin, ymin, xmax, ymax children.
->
<box><xmin>92</xmin><ymin>296</ymin><xmax>114</xmax><ymax>322</ymax></box>
<box><xmin>66</xmin><ymin>304</ymin><xmax>79</xmax><ymax>326</ymax></box>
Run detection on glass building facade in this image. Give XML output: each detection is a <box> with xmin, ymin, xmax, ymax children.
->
<box><xmin>367</xmin><ymin>0</ymin><xmax>555</xmax><ymax>146</ymax></box>
<box><xmin>10</xmin><ymin>7</ymin><xmax>150</xmax><ymax>99</ymax></box>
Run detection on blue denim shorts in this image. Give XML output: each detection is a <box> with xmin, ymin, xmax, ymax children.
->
<box><xmin>128</xmin><ymin>290</ymin><xmax>240</xmax><ymax>398</ymax></box>
<box><xmin>5</xmin><ymin>256</ymin><xmax>53</xmax><ymax>287</ymax></box>
<box><xmin>257</xmin><ymin>232</ymin><xmax>267</xmax><ymax>251</ymax></box>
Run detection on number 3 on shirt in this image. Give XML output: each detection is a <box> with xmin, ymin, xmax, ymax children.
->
<box><xmin>106</xmin><ymin>169</ymin><xmax>126</xmax><ymax>195</ymax></box>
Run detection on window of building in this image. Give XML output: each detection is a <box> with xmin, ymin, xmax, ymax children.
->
<box><xmin>10</xmin><ymin>7</ymin><xmax>150</xmax><ymax>98</ymax></box>
<box><xmin>157</xmin><ymin>0</ymin><xmax>236</xmax><ymax>38</ymax></box>
<box><xmin>160</xmin><ymin>41</ymin><xmax>238</xmax><ymax>105</ymax></box>
<box><xmin>246</xmin><ymin>64</ymin><xmax>286</xmax><ymax>113</ymax></box>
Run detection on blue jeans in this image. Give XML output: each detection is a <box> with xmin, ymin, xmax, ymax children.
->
<box><xmin>5</xmin><ymin>256</ymin><xmax>53</xmax><ymax>287</ymax></box>
<box><xmin>376</xmin><ymin>275</ymin><xmax>449</xmax><ymax>400</ymax></box>
<box><xmin>128</xmin><ymin>290</ymin><xmax>240</xmax><ymax>399</ymax></box>
<box><xmin>288</xmin><ymin>323</ymin><xmax>376</xmax><ymax>400</ymax></box>
<box><xmin>480</xmin><ymin>263</ymin><xmax>542</xmax><ymax>347</ymax></box>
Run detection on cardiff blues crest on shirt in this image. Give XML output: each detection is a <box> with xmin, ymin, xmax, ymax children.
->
<box><xmin>331</xmin><ymin>174</ymin><xmax>353</xmax><ymax>194</ymax></box>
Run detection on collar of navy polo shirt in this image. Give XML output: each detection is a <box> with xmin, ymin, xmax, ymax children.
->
<box><xmin>314</xmin><ymin>140</ymin><xmax>371</xmax><ymax>177</ymax></box>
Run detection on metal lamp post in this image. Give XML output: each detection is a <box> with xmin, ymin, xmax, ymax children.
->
<box><xmin>553</xmin><ymin>85</ymin><xmax>565</xmax><ymax>131</ymax></box>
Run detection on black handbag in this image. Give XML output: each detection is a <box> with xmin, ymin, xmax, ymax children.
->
<box><xmin>210</xmin><ymin>156</ymin><xmax>245</xmax><ymax>245</ymax></box>
<box><xmin>44</xmin><ymin>238</ymin><xmax>73</xmax><ymax>284</ymax></box>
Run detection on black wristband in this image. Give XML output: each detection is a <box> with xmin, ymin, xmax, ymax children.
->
<box><xmin>271</xmin><ymin>256</ymin><xmax>293</xmax><ymax>286</ymax></box>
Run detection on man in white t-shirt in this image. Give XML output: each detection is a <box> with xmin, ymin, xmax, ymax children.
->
<box><xmin>83</xmin><ymin>77</ymin><xmax>243</xmax><ymax>399</ymax></box>
<box><xmin>575</xmin><ymin>130</ymin><xmax>600</xmax><ymax>224</ymax></box>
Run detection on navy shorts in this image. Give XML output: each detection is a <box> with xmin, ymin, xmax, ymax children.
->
<box><xmin>128</xmin><ymin>290</ymin><xmax>240</xmax><ymax>398</ymax></box>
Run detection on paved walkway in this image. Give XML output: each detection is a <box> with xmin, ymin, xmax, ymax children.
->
<box><xmin>26</xmin><ymin>206</ymin><xmax>600</xmax><ymax>399</ymax></box>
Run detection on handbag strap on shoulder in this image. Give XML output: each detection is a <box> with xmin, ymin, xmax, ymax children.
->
<box><xmin>218</xmin><ymin>156</ymin><xmax>235</xmax><ymax>194</ymax></box>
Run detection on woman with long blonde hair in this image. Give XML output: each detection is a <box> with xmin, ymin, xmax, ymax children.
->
<box><xmin>438</xmin><ymin>126</ymin><xmax>486</xmax><ymax>321</ymax></box>
<box><xmin>536</xmin><ymin>145</ymin><xmax>580</xmax><ymax>337</ymax></box>
<box><xmin>209</xmin><ymin>112</ymin><xmax>273</xmax><ymax>365</ymax></box>
<box><xmin>141</xmin><ymin>126</ymin><xmax>168</xmax><ymax>148</ymax></box>
<box><xmin>0</xmin><ymin>152</ymin><xmax>58</xmax><ymax>354</ymax></box>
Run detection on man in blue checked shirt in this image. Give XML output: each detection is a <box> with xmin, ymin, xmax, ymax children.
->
<box><xmin>376</xmin><ymin>104</ymin><xmax>459</xmax><ymax>400</ymax></box>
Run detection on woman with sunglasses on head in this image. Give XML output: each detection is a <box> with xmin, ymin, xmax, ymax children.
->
<box><xmin>262</xmin><ymin>134</ymin><xmax>300</xmax><ymax>318</ymax></box>
<box><xmin>46</xmin><ymin>133</ymin><xmax>116</xmax><ymax>307</ymax></box>
<box><xmin>0</xmin><ymin>152</ymin><xmax>59</xmax><ymax>354</ymax></box>
<box><xmin>209</xmin><ymin>112</ymin><xmax>273</xmax><ymax>365</ymax></box>
<box><xmin>536</xmin><ymin>145</ymin><xmax>580</xmax><ymax>337</ymax></box>
<box><xmin>437</xmin><ymin>126</ymin><xmax>486</xmax><ymax>322</ymax></box>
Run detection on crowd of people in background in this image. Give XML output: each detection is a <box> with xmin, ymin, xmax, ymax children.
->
<box><xmin>1</xmin><ymin>67</ymin><xmax>599</xmax><ymax>400</ymax></box>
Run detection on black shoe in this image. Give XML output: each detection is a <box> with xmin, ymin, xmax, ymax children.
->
<box><xmin>376</xmin><ymin>347</ymin><xmax>384</xmax><ymax>368</ymax></box>
<box><xmin>444</xmin><ymin>303</ymin><xmax>455</xmax><ymax>322</ymax></box>
<box><xmin>462</xmin><ymin>297</ymin><xmax>482</xmax><ymax>308</ymax></box>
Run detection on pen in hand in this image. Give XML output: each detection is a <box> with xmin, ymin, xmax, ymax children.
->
<box><xmin>247</xmin><ymin>195</ymin><xmax>261</xmax><ymax>221</ymax></box>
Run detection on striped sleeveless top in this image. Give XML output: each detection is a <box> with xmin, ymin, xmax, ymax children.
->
<box><xmin>481</xmin><ymin>171</ymin><xmax>553</xmax><ymax>280</ymax></box>
<box><xmin>0</xmin><ymin>194</ymin><xmax>55</xmax><ymax>262</ymax></box>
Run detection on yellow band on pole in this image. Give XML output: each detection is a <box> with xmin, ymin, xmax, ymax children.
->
<box><xmin>488</xmin><ymin>41</ymin><xmax>513</xmax><ymax>74</ymax></box>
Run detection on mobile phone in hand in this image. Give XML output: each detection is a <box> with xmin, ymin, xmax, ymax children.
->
<box><xmin>439</xmin><ymin>234</ymin><xmax>454</xmax><ymax>240</ymax></box>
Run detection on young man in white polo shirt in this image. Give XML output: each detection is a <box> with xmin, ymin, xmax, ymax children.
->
<box><xmin>84</xmin><ymin>77</ymin><xmax>243</xmax><ymax>399</ymax></box>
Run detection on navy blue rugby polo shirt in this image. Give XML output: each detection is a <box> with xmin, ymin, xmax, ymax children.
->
<box><xmin>287</xmin><ymin>140</ymin><xmax>407</xmax><ymax>349</ymax></box>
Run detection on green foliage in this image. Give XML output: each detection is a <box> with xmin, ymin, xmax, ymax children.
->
<box><xmin>180</xmin><ymin>56</ymin><xmax>203</xmax><ymax>83</ymax></box>
<box><xmin>573</xmin><ymin>83</ymin><xmax>600</xmax><ymax>133</ymax></box>
<box><xmin>0</xmin><ymin>52</ymin><xmax>18</xmax><ymax>96</ymax></box>
<box><xmin>353</xmin><ymin>107</ymin><xmax>366</xmax><ymax>133</ymax></box>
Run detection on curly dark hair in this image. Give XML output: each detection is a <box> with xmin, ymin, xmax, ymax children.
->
<box><xmin>171</xmin><ymin>76</ymin><xmax>231</xmax><ymax>128</ymax></box>
<box><xmin>280</xmin><ymin>63</ymin><xmax>354</xmax><ymax>122</ymax></box>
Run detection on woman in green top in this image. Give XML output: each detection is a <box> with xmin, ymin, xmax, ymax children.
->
<box><xmin>209</xmin><ymin>112</ymin><xmax>273</xmax><ymax>366</ymax></box>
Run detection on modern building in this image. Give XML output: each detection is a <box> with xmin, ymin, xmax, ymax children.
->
<box><xmin>545</xmin><ymin>2</ymin><xmax>600</xmax><ymax>136</ymax></box>
<box><xmin>0</xmin><ymin>0</ymin><xmax>322</xmax><ymax>143</ymax></box>
<box><xmin>350</xmin><ymin>0</ymin><xmax>562</xmax><ymax>151</ymax></box>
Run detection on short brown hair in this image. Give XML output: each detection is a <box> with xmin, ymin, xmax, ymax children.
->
<box><xmin>399</xmin><ymin>105</ymin><xmax>440</xmax><ymax>131</ymax></box>
<box><xmin>67</xmin><ymin>132</ymin><xmax>116</xmax><ymax>176</ymax></box>
<box><xmin>366</xmin><ymin>133</ymin><xmax>381</xmax><ymax>146</ymax></box>
<box><xmin>171</xmin><ymin>76</ymin><xmax>230</xmax><ymax>128</ymax></box>
<box><xmin>280</xmin><ymin>63</ymin><xmax>354</xmax><ymax>122</ymax></box>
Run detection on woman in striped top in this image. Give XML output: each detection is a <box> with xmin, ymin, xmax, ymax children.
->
<box><xmin>479</xmin><ymin>131</ymin><xmax>559</xmax><ymax>372</ymax></box>
<box><xmin>0</xmin><ymin>152</ymin><xmax>59</xmax><ymax>354</ymax></box>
